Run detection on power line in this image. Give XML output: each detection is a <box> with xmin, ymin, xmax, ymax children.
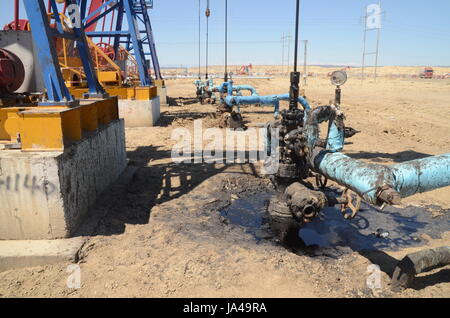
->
<box><xmin>159</xmin><ymin>40</ymin><xmax>289</xmax><ymax>45</ymax></box>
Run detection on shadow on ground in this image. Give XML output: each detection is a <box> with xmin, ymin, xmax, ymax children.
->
<box><xmin>346</xmin><ymin>150</ymin><xmax>431</xmax><ymax>163</ymax></box>
<box><xmin>76</xmin><ymin>145</ymin><xmax>263</xmax><ymax>237</ymax></box>
<box><xmin>158</xmin><ymin>111</ymin><xmax>212</xmax><ymax>127</ymax></box>
<box><xmin>75</xmin><ymin>145</ymin><xmax>230</xmax><ymax>236</ymax></box>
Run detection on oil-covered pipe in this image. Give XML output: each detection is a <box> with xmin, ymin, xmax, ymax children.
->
<box><xmin>304</xmin><ymin>105</ymin><xmax>450</xmax><ymax>205</ymax></box>
<box><xmin>304</xmin><ymin>105</ymin><xmax>345</xmax><ymax>152</ymax></box>
<box><xmin>310</xmin><ymin>150</ymin><xmax>450</xmax><ymax>205</ymax></box>
<box><xmin>391</xmin><ymin>246</ymin><xmax>450</xmax><ymax>291</ymax></box>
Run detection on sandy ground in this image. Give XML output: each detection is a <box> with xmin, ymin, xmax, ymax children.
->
<box><xmin>0</xmin><ymin>71</ymin><xmax>449</xmax><ymax>298</ymax></box>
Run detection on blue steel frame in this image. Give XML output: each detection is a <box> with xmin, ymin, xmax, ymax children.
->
<box><xmin>23</xmin><ymin>0</ymin><xmax>106</xmax><ymax>103</ymax></box>
<box><xmin>79</xmin><ymin>0</ymin><xmax>162</xmax><ymax>86</ymax></box>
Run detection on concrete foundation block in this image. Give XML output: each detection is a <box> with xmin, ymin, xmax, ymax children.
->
<box><xmin>0</xmin><ymin>237</ymin><xmax>86</xmax><ymax>272</ymax></box>
<box><xmin>118</xmin><ymin>97</ymin><xmax>160</xmax><ymax>127</ymax></box>
<box><xmin>157</xmin><ymin>86</ymin><xmax>168</xmax><ymax>106</ymax></box>
<box><xmin>0</xmin><ymin>120</ymin><xmax>127</xmax><ymax>240</ymax></box>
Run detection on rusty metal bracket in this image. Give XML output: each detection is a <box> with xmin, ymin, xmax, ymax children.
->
<box><xmin>315</xmin><ymin>174</ymin><xmax>328</xmax><ymax>188</ymax></box>
<box><xmin>340</xmin><ymin>188</ymin><xmax>362</xmax><ymax>219</ymax></box>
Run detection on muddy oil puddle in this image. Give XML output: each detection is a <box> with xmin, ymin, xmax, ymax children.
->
<box><xmin>221</xmin><ymin>191</ymin><xmax>449</xmax><ymax>255</ymax></box>
<box><xmin>300</xmin><ymin>203</ymin><xmax>449</xmax><ymax>254</ymax></box>
<box><xmin>220</xmin><ymin>192</ymin><xmax>274</xmax><ymax>241</ymax></box>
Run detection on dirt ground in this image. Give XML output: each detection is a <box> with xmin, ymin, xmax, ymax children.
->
<box><xmin>0</xmin><ymin>71</ymin><xmax>449</xmax><ymax>298</ymax></box>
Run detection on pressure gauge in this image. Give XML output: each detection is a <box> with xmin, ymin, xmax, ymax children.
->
<box><xmin>330</xmin><ymin>70</ymin><xmax>347</xmax><ymax>86</ymax></box>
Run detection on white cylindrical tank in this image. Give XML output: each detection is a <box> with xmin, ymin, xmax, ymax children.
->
<box><xmin>0</xmin><ymin>30</ymin><xmax>44</xmax><ymax>93</ymax></box>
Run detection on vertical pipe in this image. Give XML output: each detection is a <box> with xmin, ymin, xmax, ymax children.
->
<box><xmin>289</xmin><ymin>0</ymin><xmax>301</xmax><ymax>111</ymax></box>
<box><xmin>198</xmin><ymin>0</ymin><xmax>201</xmax><ymax>79</ymax></box>
<box><xmin>293</xmin><ymin>0</ymin><xmax>300</xmax><ymax>72</ymax></box>
<box><xmin>205</xmin><ymin>0</ymin><xmax>210</xmax><ymax>79</ymax></box>
<box><xmin>224</xmin><ymin>0</ymin><xmax>228</xmax><ymax>82</ymax></box>
<box><xmin>14</xmin><ymin>0</ymin><xmax>20</xmax><ymax>31</ymax></box>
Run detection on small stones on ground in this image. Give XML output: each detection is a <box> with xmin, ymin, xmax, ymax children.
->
<box><xmin>254</xmin><ymin>229</ymin><xmax>273</xmax><ymax>240</ymax></box>
<box><xmin>375</xmin><ymin>228</ymin><xmax>390</xmax><ymax>239</ymax></box>
<box><xmin>219</xmin><ymin>216</ymin><xmax>229</xmax><ymax>225</ymax></box>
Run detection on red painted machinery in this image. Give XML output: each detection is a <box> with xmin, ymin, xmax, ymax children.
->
<box><xmin>0</xmin><ymin>48</ymin><xmax>25</xmax><ymax>94</ymax></box>
<box><xmin>238</xmin><ymin>64</ymin><xmax>253</xmax><ymax>76</ymax></box>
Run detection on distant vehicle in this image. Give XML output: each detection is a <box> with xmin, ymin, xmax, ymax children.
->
<box><xmin>420</xmin><ymin>67</ymin><xmax>434</xmax><ymax>79</ymax></box>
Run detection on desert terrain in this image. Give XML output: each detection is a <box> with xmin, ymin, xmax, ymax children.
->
<box><xmin>0</xmin><ymin>66</ymin><xmax>449</xmax><ymax>298</ymax></box>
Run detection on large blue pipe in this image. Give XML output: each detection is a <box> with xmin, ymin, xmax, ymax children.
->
<box><xmin>304</xmin><ymin>105</ymin><xmax>450</xmax><ymax>205</ymax></box>
<box><xmin>391</xmin><ymin>154</ymin><xmax>450</xmax><ymax>197</ymax></box>
<box><xmin>225</xmin><ymin>93</ymin><xmax>312</xmax><ymax>118</ymax></box>
<box><xmin>214</xmin><ymin>84</ymin><xmax>258</xmax><ymax>96</ymax></box>
<box><xmin>311</xmin><ymin>151</ymin><xmax>450</xmax><ymax>205</ymax></box>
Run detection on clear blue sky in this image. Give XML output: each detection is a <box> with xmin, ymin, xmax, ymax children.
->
<box><xmin>1</xmin><ymin>1</ymin><xmax>449</xmax><ymax>67</ymax></box>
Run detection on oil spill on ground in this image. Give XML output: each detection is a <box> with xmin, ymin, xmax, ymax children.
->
<box><xmin>221</xmin><ymin>191</ymin><xmax>449</xmax><ymax>256</ymax></box>
<box><xmin>220</xmin><ymin>192</ymin><xmax>274</xmax><ymax>241</ymax></box>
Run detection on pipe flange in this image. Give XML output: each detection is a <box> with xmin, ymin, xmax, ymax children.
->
<box><xmin>376</xmin><ymin>185</ymin><xmax>402</xmax><ymax>206</ymax></box>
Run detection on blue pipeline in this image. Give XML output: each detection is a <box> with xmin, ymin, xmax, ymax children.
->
<box><xmin>302</xmin><ymin>105</ymin><xmax>450</xmax><ymax>204</ymax></box>
<box><xmin>303</xmin><ymin>105</ymin><xmax>345</xmax><ymax>152</ymax></box>
<box><xmin>213</xmin><ymin>84</ymin><xmax>258</xmax><ymax>96</ymax></box>
<box><xmin>310</xmin><ymin>151</ymin><xmax>450</xmax><ymax>205</ymax></box>
<box><xmin>225</xmin><ymin>93</ymin><xmax>311</xmax><ymax>118</ymax></box>
<box><xmin>234</xmin><ymin>85</ymin><xmax>259</xmax><ymax>96</ymax></box>
<box><xmin>215</xmin><ymin>81</ymin><xmax>234</xmax><ymax>95</ymax></box>
<box><xmin>391</xmin><ymin>154</ymin><xmax>450</xmax><ymax>197</ymax></box>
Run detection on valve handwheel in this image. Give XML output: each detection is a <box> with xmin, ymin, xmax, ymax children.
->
<box><xmin>95</xmin><ymin>42</ymin><xmax>116</xmax><ymax>65</ymax></box>
<box><xmin>340</xmin><ymin>188</ymin><xmax>362</xmax><ymax>219</ymax></box>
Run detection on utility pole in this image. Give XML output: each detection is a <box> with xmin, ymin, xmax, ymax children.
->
<box><xmin>281</xmin><ymin>33</ymin><xmax>292</xmax><ymax>75</ymax></box>
<box><xmin>281</xmin><ymin>33</ymin><xmax>285</xmax><ymax>74</ymax></box>
<box><xmin>374</xmin><ymin>6</ymin><xmax>381</xmax><ymax>81</ymax></box>
<box><xmin>303</xmin><ymin>40</ymin><xmax>308</xmax><ymax>87</ymax></box>
<box><xmin>361</xmin><ymin>1</ymin><xmax>383</xmax><ymax>82</ymax></box>
<box><xmin>287</xmin><ymin>35</ymin><xmax>291</xmax><ymax>73</ymax></box>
